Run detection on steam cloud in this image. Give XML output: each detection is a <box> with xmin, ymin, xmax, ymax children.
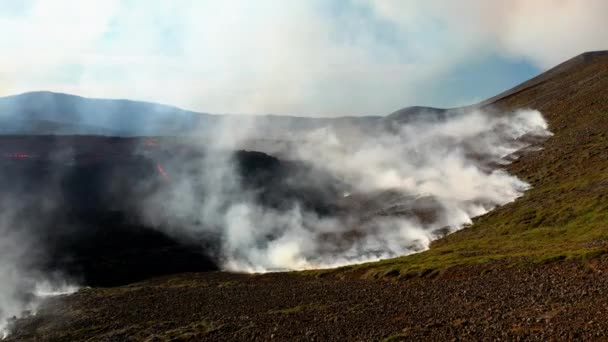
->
<box><xmin>140</xmin><ymin>108</ymin><xmax>551</xmax><ymax>271</ymax></box>
<box><xmin>0</xmin><ymin>193</ymin><xmax>77</xmax><ymax>337</ymax></box>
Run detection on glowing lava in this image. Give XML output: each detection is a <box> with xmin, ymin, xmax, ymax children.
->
<box><xmin>156</xmin><ymin>163</ymin><xmax>170</xmax><ymax>181</ymax></box>
<box><xmin>145</xmin><ymin>139</ymin><xmax>159</xmax><ymax>148</ymax></box>
<box><xmin>5</xmin><ymin>153</ymin><xmax>31</xmax><ymax>158</ymax></box>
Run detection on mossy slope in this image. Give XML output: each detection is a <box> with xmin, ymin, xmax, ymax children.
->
<box><xmin>332</xmin><ymin>51</ymin><xmax>608</xmax><ymax>278</ymax></box>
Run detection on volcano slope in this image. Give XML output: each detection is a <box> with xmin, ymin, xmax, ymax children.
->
<box><xmin>6</xmin><ymin>51</ymin><xmax>608</xmax><ymax>341</ymax></box>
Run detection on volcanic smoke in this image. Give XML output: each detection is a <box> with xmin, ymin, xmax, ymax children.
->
<box><xmin>141</xmin><ymin>108</ymin><xmax>552</xmax><ymax>272</ymax></box>
<box><xmin>0</xmin><ymin>107</ymin><xmax>551</xmax><ymax>337</ymax></box>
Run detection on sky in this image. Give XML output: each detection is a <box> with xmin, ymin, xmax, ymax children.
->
<box><xmin>0</xmin><ymin>0</ymin><xmax>607</xmax><ymax>116</ymax></box>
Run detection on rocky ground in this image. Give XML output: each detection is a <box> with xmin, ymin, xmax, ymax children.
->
<box><xmin>6</xmin><ymin>259</ymin><xmax>608</xmax><ymax>341</ymax></box>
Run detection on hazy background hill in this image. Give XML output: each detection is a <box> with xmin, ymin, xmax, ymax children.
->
<box><xmin>0</xmin><ymin>91</ymin><xmax>385</xmax><ymax>137</ymax></box>
<box><xmin>0</xmin><ymin>91</ymin><xmax>207</xmax><ymax>136</ymax></box>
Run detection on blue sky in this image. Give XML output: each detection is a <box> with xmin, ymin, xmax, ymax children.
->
<box><xmin>0</xmin><ymin>1</ymin><xmax>606</xmax><ymax>116</ymax></box>
<box><xmin>418</xmin><ymin>55</ymin><xmax>540</xmax><ymax>108</ymax></box>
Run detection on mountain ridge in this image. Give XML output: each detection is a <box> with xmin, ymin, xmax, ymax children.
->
<box><xmin>1</xmin><ymin>51</ymin><xmax>603</xmax><ymax>137</ymax></box>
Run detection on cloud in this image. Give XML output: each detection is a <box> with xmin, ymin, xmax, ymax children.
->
<box><xmin>365</xmin><ymin>0</ymin><xmax>608</xmax><ymax>68</ymax></box>
<box><xmin>0</xmin><ymin>0</ymin><xmax>606</xmax><ymax>115</ymax></box>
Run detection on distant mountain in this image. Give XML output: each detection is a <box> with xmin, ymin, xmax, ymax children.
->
<box><xmin>0</xmin><ymin>91</ymin><xmax>385</xmax><ymax>137</ymax></box>
<box><xmin>18</xmin><ymin>50</ymin><xmax>603</xmax><ymax>137</ymax></box>
<box><xmin>0</xmin><ymin>89</ymin><xmax>494</xmax><ymax>137</ymax></box>
<box><xmin>0</xmin><ymin>91</ymin><xmax>214</xmax><ymax>136</ymax></box>
<box><xmin>385</xmin><ymin>106</ymin><xmax>453</xmax><ymax>124</ymax></box>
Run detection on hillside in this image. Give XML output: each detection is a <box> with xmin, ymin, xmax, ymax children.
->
<box><xmin>5</xmin><ymin>51</ymin><xmax>608</xmax><ymax>341</ymax></box>
<box><xmin>334</xmin><ymin>50</ymin><xmax>608</xmax><ymax>278</ymax></box>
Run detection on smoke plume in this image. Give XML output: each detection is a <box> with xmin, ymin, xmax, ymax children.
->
<box><xmin>0</xmin><ymin>188</ymin><xmax>77</xmax><ymax>338</ymax></box>
<box><xmin>0</xmin><ymin>106</ymin><xmax>550</xmax><ymax>337</ymax></box>
<box><xmin>140</xmin><ymin>108</ymin><xmax>551</xmax><ymax>272</ymax></box>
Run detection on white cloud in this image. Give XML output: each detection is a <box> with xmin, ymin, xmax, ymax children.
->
<box><xmin>0</xmin><ymin>0</ymin><xmax>606</xmax><ymax>115</ymax></box>
<box><xmin>366</xmin><ymin>0</ymin><xmax>608</xmax><ymax>67</ymax></box>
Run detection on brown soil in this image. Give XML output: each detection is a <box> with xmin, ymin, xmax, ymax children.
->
<box><xmin>7</xmin><ymin>260</ymin><xmax>608</xmax><ymax>341</ymax></box>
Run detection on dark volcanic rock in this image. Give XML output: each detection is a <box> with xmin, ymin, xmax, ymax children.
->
<box><xmin>0</xmin><ymin>137</ymin><xmax>220</xmax><ymax>287</ymax></box>
<box><xmin>0</xmin><ymin>136</ymin><xmax>348</xmax><ymax>287</ymax></box>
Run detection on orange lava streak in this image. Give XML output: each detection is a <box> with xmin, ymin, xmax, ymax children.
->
<box><xmin>5</xmin><ymin>153</ymin><xmax>31</xmax><ymax>158</ymax></box>
<box><xmin>156</xmin><ymin>163</ymin><xmax>170</xmax><ymax>181</ymax></box>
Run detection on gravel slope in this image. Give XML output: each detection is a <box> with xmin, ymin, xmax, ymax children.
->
<box><xmin>7</xmin><ymin>260</ymin><xmax>608</xmax><ymax>341</ymax></box>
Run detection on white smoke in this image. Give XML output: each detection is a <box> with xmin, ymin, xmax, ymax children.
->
<box><xmin>0</xmin><ymin>202</ymin><xmax>78</xmax><ymax>339</ymax></box>
<box><xmin>0</xmin><ymin>148</ymin><xmax>85</xmax><ymax>338</ymax></box>
<box><xmin>143</xmin><ymin>108</ymin><xmax>551</xmax><ymax>272</ymax></box>
<box><xmin>0</xmin><ymin>107</ymin><xmax>550</xmax><ymax>337</ymax></box>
